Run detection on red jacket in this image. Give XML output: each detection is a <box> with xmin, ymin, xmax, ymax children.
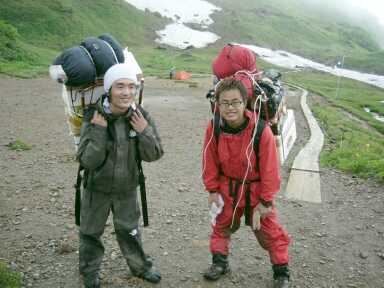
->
<box><xmin>202</xmin><ymin>110</ymin><xmax>280</xmax><ymax>206</ymax></box>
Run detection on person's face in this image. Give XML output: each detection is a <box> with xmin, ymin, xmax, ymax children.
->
<box><xmin>218</xmin><ymin>89</ymin><xmax>245</xmax><ymax>127</ymax></box>
<box><xmin>110</xmin><ymin>78</ymin><xmax>137</xmax><ymax>113</ymax></box>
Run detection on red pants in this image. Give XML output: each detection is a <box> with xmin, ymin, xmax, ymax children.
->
<box><xmin>210</xmin><ymin>202</ymin><xmax>290</xmax><ymax>265</ymax></box>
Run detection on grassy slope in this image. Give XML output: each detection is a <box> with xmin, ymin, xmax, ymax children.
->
<box><xmin>285</xmin><ymin>71</ymin><xmax>384</xmax><ymax>133</ymax></box>
<box><xmin>0</xmin><ymin>0</ymin><xmax>167</xmax><ymax>76</ymax></box>
<box><xmin>313</xmin><ymin>103</ymin><xmax>384</xmax><ymax>182</ymax></box>
<box><xmin>285</xmin><ymin>70</ymin><xmax>384</xmax><ymax>182</ymax></box>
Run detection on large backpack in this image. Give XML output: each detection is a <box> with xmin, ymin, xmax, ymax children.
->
<box><xmin>212</xmin><ymin>43</ymin><xmax>258</xmax><ymax>79</ymax></box>
<box><xmin>210</xmin><ymin>44</ymin><xmax>284</xmax><ymax>135</ymax></box>
<box><xmin>51</xmin><ymin>33</ymin><xmax>124</xmax><ymax>87</ymax></box>
<box><xmin>207</xmin><ymin>70</ymin><xmax>284</xmax><ymax>134</ymax></box>
<box><xmin>49</xmin><ymin>35</ymin><xmax>143</xmax><ymax>151</ymax></box>
<box><xmin>212</xmin><ymin>43</ymin><xmax>258</xmax><ymax>100</ymax></box>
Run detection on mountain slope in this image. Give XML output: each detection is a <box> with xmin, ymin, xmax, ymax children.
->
<box><xmin>209</xmin><ymin>0</ymin><xmax>384</xmax><ymax>74</ymax></box>
<box><xmin>0</xmin><ymin>0</ymin><xmax>167</xmax><ymax>76</ymax></box>
<box><xmin>0</xmin><ymin>0</ymin><xmax>383</xmax><ymax>76</ymax></box>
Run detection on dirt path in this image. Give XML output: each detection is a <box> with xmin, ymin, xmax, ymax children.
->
<box><xmin>0</xmin><ymin>77</ymin><xmax>383</xmax><ymax>288</ymax></box>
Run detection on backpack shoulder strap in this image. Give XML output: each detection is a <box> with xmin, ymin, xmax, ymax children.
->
<box><xmin>83</xmin><ymin>104</ymin><xmax>98</xmax><ymax>122</ymax></box>
<box><xmin>253</xmin><ymin>119</ymin><xmax>266</xmax><ymax>173</ymax></box>
<box><xmin>74</xmin><ymin>164</ymin><xmax>85</xmax><ymax>226</ymax></box>
<box><xmin>212</xmin><ymin>112</ymin><xmax>221</xmax><ymax>143</ymax></box>
<box><xmin>136</xmin><ymin>104</ymin><xmax>146</xmax><ymax>117</ymax></box>
<box><xmin>133</xmin><ymin>108</ymin><xmax>149</xmax><ymax>227</ymax></box>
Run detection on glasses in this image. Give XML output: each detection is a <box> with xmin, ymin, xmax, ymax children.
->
<box><xmin>218</xmin><ymin>100</ymin><xmax>243</xmax><ymax>109</ymax></box>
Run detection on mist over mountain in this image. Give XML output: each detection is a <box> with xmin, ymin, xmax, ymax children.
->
<box><xmin>296</xmin><ymin>0</ymin><xmax>384</xmax><ymax>47</ymax></box>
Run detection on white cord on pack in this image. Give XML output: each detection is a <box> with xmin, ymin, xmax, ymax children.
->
<box><xmin>201</xmin><ymin>102</ymin><xmax>218</xmax><ymax>180</ymax></box>
<box><xmin>234</xmin><ymin>70</ymin><xmax>268</xmax><ymax>103</ymax></box>
<box><xmin>229</xmin><ymin>93</ymin><xmax>262</xmax><ymax>229</ymax></box>
<box><xmin>101</xmin><ymin>40</ymin><xmax>119</xmax><ymax>64</ymax></box>
<box><xmin>201</xmin><ymin>77</ymin><xmax>224</xmax><ymax>180</ymax></box>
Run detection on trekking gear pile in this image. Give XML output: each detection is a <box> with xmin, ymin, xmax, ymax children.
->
<box><xmin>49</xmin><ymin>34</ymin><xmax>142</xmax><ymax>150</ymax></box>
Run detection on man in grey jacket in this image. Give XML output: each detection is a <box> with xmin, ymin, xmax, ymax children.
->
<box><xmin>77</xmin><ymin>63</ymin><xmax>163</xmax><ymax>288</ymax></box>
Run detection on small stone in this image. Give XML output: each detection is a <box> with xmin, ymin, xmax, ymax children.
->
<box><xmin>65</xmin><ymin>223</ymin><xmax>75</xmax><ymax>230</ymax></box>
<box><xmin>48</xmin><ymin>240</ymin><xmax>56</xmax><ymax>251</ymax></box>
<box><xmin>359</xmin><ymin>251</ymin><xmax>368</xmax><ymax>259</ymax></box>
<box><xmin>111</xmin><ymin>252</ymin><xmax>118</xmax><ymax>260</ymax></box>
<box><xmin>377</xmin><ymin>253</ymin><xmax>384</xmax><ymax>260</ymax></box>
<box><xmin>10</xmin><ymin>262</ymin><xmax>18</xmax><ymax>270</ymax></box>
<box><xmin>57</xmin><ymin>241</ymin><xmax>75</xmax><ymax>254</ymax></box>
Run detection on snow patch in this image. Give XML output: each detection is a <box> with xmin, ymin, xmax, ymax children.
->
<box><xmin>155</xmin><ymin>23</ymin><xmax>220</xmax><ymax>49</ymax></box>
<box><xmin>241</xmin><ymin>44</ymin><xmax>384</xmax><ymax>90</ymax></box>
<box><xmin>125</xmin><ymin>0</ymin><xmax>221</xmax><ymax>49</ymax></box>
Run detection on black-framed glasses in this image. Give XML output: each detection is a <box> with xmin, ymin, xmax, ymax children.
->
<box><xmin>218</xmin><ymin>100</ymin><xmax>243</xmax><ymax>109</ymax></box>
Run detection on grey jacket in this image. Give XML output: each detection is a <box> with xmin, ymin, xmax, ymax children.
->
<box><xmin>77</xmin><ymin>101</ymin><xmax>163</xmax><ymax>196</ymax></box>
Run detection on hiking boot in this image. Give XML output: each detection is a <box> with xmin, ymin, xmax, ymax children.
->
<box><xmin>273</xmin><ymin>276</ymin><xmax>289</xmax><ymax>288</ymax></box>
<box><xmin>203</xmin><ymin>253</ymin><xmax>230</xmax><ymax>281</ymax></box>
<box><xmin>273</xmin><ymin>264</ymin><xmax>290</xmax><ymax>288</ymax></box>
<box><xmin>82</xmin><ymin>273</ymin><xmax>100</xmax><ymax>288</ymax></box>
<box><xmin>139</xmin><ymin>270</ymin><xmax>161</xmax><ymax>284</ymax></box>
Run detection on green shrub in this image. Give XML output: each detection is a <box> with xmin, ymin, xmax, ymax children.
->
<box><xmin>0</xmin><ymin>261</ymin><xmax>21</xmax><ymax>288</ymax></box>
<box><xmin>6</xmin><ymin>140</ymin><xmax>32</xmax><ymax>151</ymax></box>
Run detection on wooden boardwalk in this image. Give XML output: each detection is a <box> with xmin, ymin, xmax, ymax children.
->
<box><xmin>285</xmin><ymin>85</ymin><xmax>324</xmax><ymax>203</ymax></box>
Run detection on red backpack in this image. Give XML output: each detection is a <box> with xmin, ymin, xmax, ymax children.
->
<box><xmin>209</xmin><ymin>44</ymin><xmax>284</xmax><ymax>135</ymax></box>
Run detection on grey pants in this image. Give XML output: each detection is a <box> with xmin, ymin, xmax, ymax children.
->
<box><xmin>79</xmin><ymin>189</ymin><xmax>152</xmax><ymax>278</ymax></box>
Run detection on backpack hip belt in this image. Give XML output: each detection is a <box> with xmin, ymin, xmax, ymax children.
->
<box><xmin>227</xmin><ymin>176</ymin><xmax>260</xmax><ymax>226</ymax></box>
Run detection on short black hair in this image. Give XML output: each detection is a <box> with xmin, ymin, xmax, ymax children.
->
<box><xmin>215</xmin><ymin>77</ymin><xmax>248</xmax><ymax>104</ymax></box>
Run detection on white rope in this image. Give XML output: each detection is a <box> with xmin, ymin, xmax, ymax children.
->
<box><xmin>101</xmin><ymin>40</ymin><xmax>119</xmax><ymax>64</ymax></box>
<box><xmin>230</xmin><ymin>93</ymin><xmax>262</xmax><ymax>229</ymax></box>
<box><xmin>201</xmin><ymin>102</ymin><xmax>218</xmax><ymax>180</ymax></box>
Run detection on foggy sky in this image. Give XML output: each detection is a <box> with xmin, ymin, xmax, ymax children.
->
<box><xmin>296</xmin><ymin>0</ymin><xmax>384</xmax><ymax>46</ymax></box>
<box><xmin>350</xmin><ymin>0</ymin><xmax>384</xmax><ymax>25</ymax></box>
